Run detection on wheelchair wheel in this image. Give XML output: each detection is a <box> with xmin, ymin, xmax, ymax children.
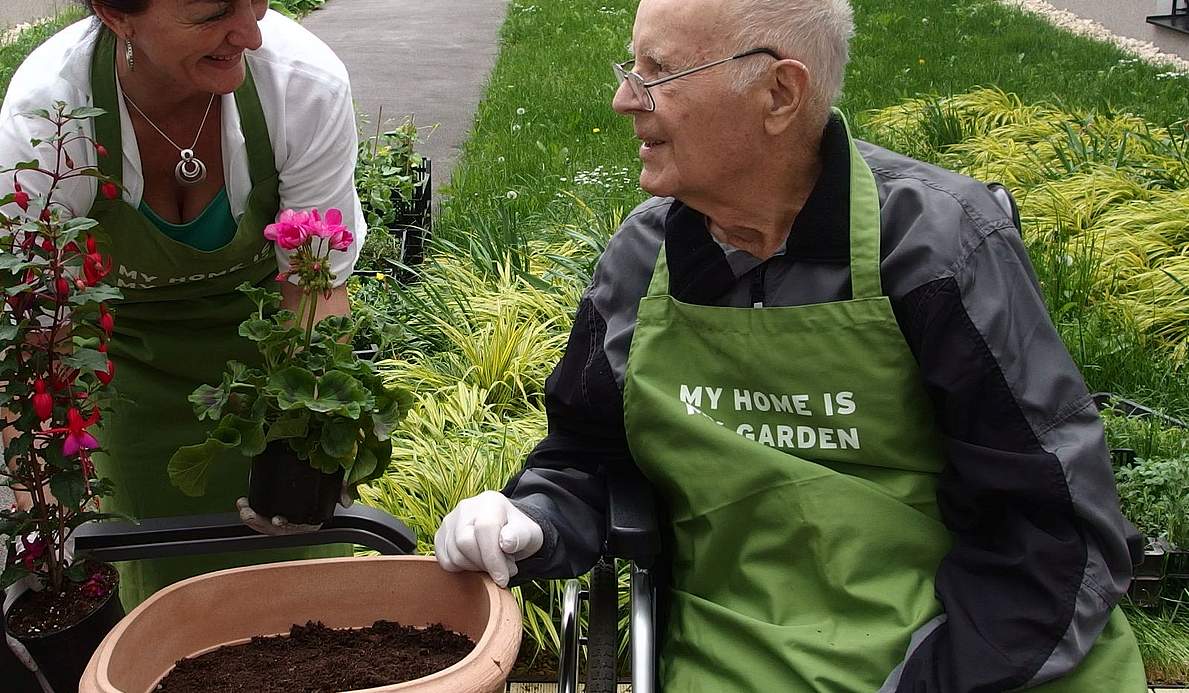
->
<box><xmin>585</xmin><ymin>557</ymin><xmax>619</xmax><ymax>693</ymax></box>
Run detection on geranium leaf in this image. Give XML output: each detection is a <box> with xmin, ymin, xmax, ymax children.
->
<box><xmin>319</xmin><ymin>418</ymin><xmax>358</xmax><ymax>459</ymax></box>
<box><xmin>306</xmin><ymin>371</ymin><xmax>369</xmax><ymax>418</ymax></box>
<box><xmin>168</xmin><ymin>434</ymin><xmax>237</xmax><ymax>497</ymax></box>
<box><xmin>220</xmin><ymin>414</ymin><xmax>265</xmax><ymax>457</ymax></box>
<box><xmin>346</xmin><ymin>444</ymin><xmax>379</xmax><ymax>485</ymax></box>
<box><xmin>266</xmin><ymin>410</ymin><xmax>309</xmax><ymax>442</ymax></box>
<box><xmin>189</xmin><ymin>383</ymin><xmax>229</xmax><ymax>421</ymax></box>
<box><xmin>268</xmin><ymin>367</ymin><xmax>317</xmax><ymax>410</ymax></box>
<box><xmin>238</xmin><ymin>319</ymin><xmax>274</xmax><ymax>342</ymax></box>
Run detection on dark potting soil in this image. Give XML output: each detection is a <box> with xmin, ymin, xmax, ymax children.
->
<box><xmin>6</xmin><ymin>561</ymin><xmax>119</xmax><ymax>637</ymax></box>
<box><xmin>155</xmin><ymin>620</ymin><xmax>475</xmax><ymax>693</ymax></box>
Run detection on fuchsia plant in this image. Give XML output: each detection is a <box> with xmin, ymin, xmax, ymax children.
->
<box><xmin>0</xmin><ymin>103</ymin><xmax>122</xmax><ymax>595</ymax></box>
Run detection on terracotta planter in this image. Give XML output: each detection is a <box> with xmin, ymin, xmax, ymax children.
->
<box><xmin>80</xmin><ymin>556</ymin><xmax>521</xmax><ymax>692</ymax></box>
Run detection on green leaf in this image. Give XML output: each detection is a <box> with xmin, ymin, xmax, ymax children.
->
<box><xmin>266</xmin><ymin>409</ymin><xmax>309</xmax><ymax>442</ymax></box>
<box><xmin>13</xmin><ymin>159</ymin><xmax>41</xmax><ymax>171</ymax></box>
<box><xmin>371</xmin><ymin>387</ymin><xmax>412</xmax><ymax>441</ymax></box>
<box><xmin>65</xmin><ymin>106</ymin><xmax>106</xmax><ymax>119</ymax></box>
<box><xmin>220</xmin><ymin>413</ymin><xmax>266</xmax><ymax>457</ymax></box>
<box><xmin>320</xmin><ymin>418</ymin><xmax>358</xmax><ymax>459</ymax></box>
<box><xmin>307</xmin><ymin>371</ymin><xmax>369</xmax><ymax>418</ymax></box>
<box><xmin>63</xmin><ymin>347</ymin><xmax>107</xmax><ymax>373</ymax></box>
<box><xmin>62</xmin><ymin>217</ymin><xmax>99</xmax><ymax>233</ymax></box>
<box><xmin>0</xmin><ymin>254</ymin><xmax>34</xmax><ymax>272</ymax></box>
<box><xmin>1</xmin><ymin>565</ymin><xmax>30</xmax><ymax>591</ymax></box>
<box><xmin>64</xmin><ymin>561</ymin><xmax>88</xmax><ymax>582</ymax></box>
<box><xmin>68</xmin><ymin>284</ymin><xmax>123</xmax><ymax>305</ymax></box>
<box><xmin>314</xmin><ymin>314</ymin><xmax>354</xmax><ymax>341</ymax></box>
<box><xmin>268</xmin><ymin>366</ymin><xmax>317</xmax><ymax>410</ymax></box>
<box><xmin>310</xmin><ymin>446</ymin><xmax>344</xmax><ymax>474</ymax></box>
<box><xmin>237</xmin><ymin>282</ymin><xmax>281</xmax><ymax>312</ymax></box>
<box><xmin>0</xmin><ymin>322</ymin><xmax>18</xmax><ymax>342</ymax></box>
<box><xmin>49</xmin><ymin>470</ymin><xmax>86</xmax><ymax>509</ymax></box>
<box><xmin>346</xmin><ymin>444</ymin><xmax>379</xmax><ymax>485</ymax></box>
<box><xmin>238</xmin><ymin>318</ymin><xmax>274</xmax><ymax>342</ymax></box>
<box><xmin>167</xmin><ymin>432</ymin><xmax>238</xmax><ymax>497</ymax></box>
<box><xmin>189</xmin><ymin>383</ymin><xmax>229</xmax><ymax>421</ymax></box>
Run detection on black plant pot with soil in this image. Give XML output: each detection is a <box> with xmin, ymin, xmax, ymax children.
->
<box><xmin>4</xmin><ymin>561</ymin><xmax>124</xmax><ymax>693</ymax></box>
<box><xmin>249</xmin><ymin>441</ymin><xmax>345</xmax><ymax>526</ymax></box>
<box><xmin>1</xmin><ymin>606</ymin><xmax>44</xmax><ymax>693</ymax></box>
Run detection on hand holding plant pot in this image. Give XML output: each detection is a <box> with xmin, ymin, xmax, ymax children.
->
<box><xmin>168</xmin><ymin>207</ymin><xmax>411</xmax><ymax>527</ymax></box>
<box><xmin>0</xmin><ymin>102</ymin><xmax>124</xmax><ymax>690</ymax></box>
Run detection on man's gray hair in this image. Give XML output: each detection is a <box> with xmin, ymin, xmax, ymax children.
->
<box><xmin>726</xmin><ymin>0</ymin><xmax>854</xmax><ymax>126</ymax></box>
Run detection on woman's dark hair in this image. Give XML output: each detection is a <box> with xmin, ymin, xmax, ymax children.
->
<box><xmin>80</xmin><ymin>0</ymin><xmax>151</xmax><ymax>14</ymax></box>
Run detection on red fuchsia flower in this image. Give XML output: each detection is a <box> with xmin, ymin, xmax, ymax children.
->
<box><xmin>263</xmin><ymin>209</ymin><xmax>313</xmax><ymax>250</ymax></box>
<box><xmin>13</xmin><ymin>180</ymin><xmax>29</xmax><ymax>210</ymax></box>
<box><xmin>84</xmin><ymin>250</ymin><xmax>112</xmax><ymax>286</ymax></box>
<box><xmin>95</xmin><ymin>144</ymin><xmax>108</xmax><ymax>158</ymax></box>
<box><xmin>99</xmin><ymin>304</ymin><xmax>114</xmax><ymax>337</ymax></box>
<box><xmin>40</xmin><ymin>208</ymin><xmax>51</xmax><ymax>223</ymax></box>
<box><xmin>56</xmin><ymin>276</ymin><xmax>70</xmax><ymax>298</ymax></box>
<box><xmin>81</xmin><ymin>573</ymin><xmax>108</xmax><ymax>599</ymax></box>
<box><xmin>96</xmin><ymin>342</ymin><xmax>115</xmax><ymax>385</ymax></box>
<box><xmin>17</xmin><ymin>535</ymin><xmax>47</xmax><ymax>571</ymax></box>
<box><xmin>32</xmin><ymin>378</ymin><xmax>53</xmax><ymax>421</ymax></box>
<box><xmin>61</xmin><ymin>407</ymin><xmax>100</xmax><ymax>457</ymax></box>
<box><xmin>100</xmin><ymin>182</ymin><xmax>119</xmax><ymax>201</ymax></box>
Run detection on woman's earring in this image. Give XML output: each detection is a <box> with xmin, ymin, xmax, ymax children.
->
<box><xmin>125</xmin><ymin>39</ymin><xmax>134</xmax><ymax>72</ymax></box>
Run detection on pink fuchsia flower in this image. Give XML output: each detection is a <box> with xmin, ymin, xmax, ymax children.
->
<box><xmin>100</xmin><ymin>182</ymin><xmax>119</xmax><ymax>201</ymax></box>
<box><xmin>263</xmin><ymin>209</ymin><xmax>313</xmax><ymax>250</ymax></box>
<box><xmin>62</xmin><ymin>407</ymin><xmax>100</xmax><ymax>457</ymax></box>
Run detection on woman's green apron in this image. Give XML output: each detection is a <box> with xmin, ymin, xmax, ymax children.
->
<box><xmin>88</xmin><ymin>30</ymin><xmax>348</xmax><ymax>609</ymax></box>
<box><xmin>621</xmin><ymin>114</ymin><xmax>1146</xmax><ymax>691</ymax></box>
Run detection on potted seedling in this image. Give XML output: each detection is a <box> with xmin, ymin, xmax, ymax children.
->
<box><xmin>168</xmin><ymin>207</ymin><xmax>412</xmax><ymax>524</ymax></box>
<box><xmin>0</xmin><ymin>103</ymin><xmax>124</xmax><ymax>691</ymax></box>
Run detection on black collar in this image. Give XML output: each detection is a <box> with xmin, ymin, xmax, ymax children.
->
<box><xmin>662</xmin><ymin>115</ymin><xmax>851</xmax><ymax>303</ymax></box>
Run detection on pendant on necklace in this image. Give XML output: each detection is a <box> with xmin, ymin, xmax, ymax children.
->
<box><xmin>175</xmin><ymin>148</ymin><xmax>207</xmax><ymax>186</ymax></box>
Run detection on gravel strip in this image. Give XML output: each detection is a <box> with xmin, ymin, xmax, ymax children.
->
<box><xmin>995</xmin><ymin>0</ymin><xmax>1189</xmax><ymax>76</ymax></box>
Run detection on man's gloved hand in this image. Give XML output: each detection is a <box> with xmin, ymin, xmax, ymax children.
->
<box><xmin>236</xmin><ymin>483</ymin><xmax>354</xmax><ymax>536</ymax></box>
<box><xmin>434</xmin><ymin>490</ymin><xmax>543</xmax><ymax>588</ymax></box>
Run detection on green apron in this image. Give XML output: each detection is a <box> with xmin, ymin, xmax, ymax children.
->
<box><xmin>621</xmin><ymin>115</ymin><xmax>1146</xmax><ymax>691</ymax></box>
<box><xmin>87</xmin><ymin>30</ymin><xmax>348</xmax><ymax>609</ymax></box>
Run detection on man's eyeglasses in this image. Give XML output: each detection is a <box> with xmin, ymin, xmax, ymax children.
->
<box><xmin>612</xmin><ymin>47</ymin><xmax>780</xmax><ymax>112</ymax></box>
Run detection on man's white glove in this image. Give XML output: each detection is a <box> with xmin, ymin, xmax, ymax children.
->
<box><xmin>434</xmin><ymin>490</ymin><xmax>543</xmax><ymax>588</ymax></box>
<box><xmin>236</xmin><ymin>483</ymin><xmax>353</xmax><ymax>536</ymax></box>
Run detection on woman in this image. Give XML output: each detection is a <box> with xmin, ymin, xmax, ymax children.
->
<box><xmin>0</xmin><ymin>0</ymin><xmax>365</xmax><ymax>607</ymax></box>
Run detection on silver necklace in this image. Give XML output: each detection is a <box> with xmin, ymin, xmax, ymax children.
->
<box><xmin>123</xmin><ymin>92</ymin><xmax>217</xmax><ymax>187</ymax></box>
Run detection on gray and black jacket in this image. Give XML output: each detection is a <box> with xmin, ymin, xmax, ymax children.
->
<box><xmin>502</xmin><ymin>117</ymin><xmax>1139</xmax><ymax>692</ymax></box>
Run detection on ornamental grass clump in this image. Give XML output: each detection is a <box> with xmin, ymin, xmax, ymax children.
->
<box><xmin>0</xmin><ymin>103</ymin><xmax>123</xmax><ymax>599</ymax></box>
<box><xmin>167</xmin><ymin>207</ymin><xmax>412</xmax><ymax>505</ymax></box>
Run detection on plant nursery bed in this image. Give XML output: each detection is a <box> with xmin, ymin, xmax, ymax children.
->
<box><xmin>6</xmin><ymin>561</ymin><xmax>118</xmax><ymax>636</ymax></box>
<box><xmin>156</xmin><ymin>620</ymin><xmax>475</xmax><ymax>692</ymax></box>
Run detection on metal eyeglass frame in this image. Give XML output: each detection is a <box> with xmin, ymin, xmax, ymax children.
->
<box><xmin>612</xmin><ymin>47</ymin><xmax>781</xmax><ymax>112</ymax></box>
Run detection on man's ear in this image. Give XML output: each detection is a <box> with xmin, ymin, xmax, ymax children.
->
<box><xmin>764</xmin><ymin>59</ymin><xmax>811</xmax><ymax>136</ymax></box>
<box><xmin>91</xmin><ymin>3</ymin><xmax>135</xmax><ymax>42</ymax></box>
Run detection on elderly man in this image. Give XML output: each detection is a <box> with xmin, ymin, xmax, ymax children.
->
<box><xmin>435</xmin><ymin>0</ymin><xmax>1147</xmax><ymax>690</ymax></box>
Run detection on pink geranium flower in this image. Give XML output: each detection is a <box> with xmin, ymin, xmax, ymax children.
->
<box><xmin>322</xmin><ymin>208</ymin><xmax>353</xmax><ymax>251</ymax></box>
<box><xmin>263</xmin><ymin>209</ymin><xmax>313</xmax><ymax>250</ymax></box>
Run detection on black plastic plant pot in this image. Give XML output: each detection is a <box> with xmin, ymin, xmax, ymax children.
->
<box><xmin>5</xmin><ymin>572</ymin><xmax>124</xmax><ymax>693</ymax></box>
<box><xmin>1127</xmin><ymin>576</ymin><xmax>1164</xmax><ymax>608</ymax></box>
<box><xmin>392</xmin><ymin>158</ymin><xmax>432</xmax><ymax>271</ymax></box>
<box><xmin>1166</xmin><ymin>550</ymin><xmax>1189</xmax><ymax>578</ymax></box>
<box><xmin>0</xmin><ymin>607</ymin><xmax>44</xmax><ymax>693</ymax></box>
<box><xmin>1136</xmin><ymin>548</ymin><xmax>1168</xmax><ymax>579</ymax></box>
<box><xmin>248</xmin><ymin>441</ymin><xmax>345</xmax><ymax>525</ymax></box>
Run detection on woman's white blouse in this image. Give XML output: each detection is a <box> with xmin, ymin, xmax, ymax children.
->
<box><xmin>0</xmin><ymin>11</ymin><xmax>365</xmax><ymax>285</ymax></box>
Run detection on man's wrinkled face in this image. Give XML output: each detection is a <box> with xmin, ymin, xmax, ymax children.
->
<box><xmin>612</xmin><ymin>0</ymin><xmax>763</xmax><ymax>202</ymax></box>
